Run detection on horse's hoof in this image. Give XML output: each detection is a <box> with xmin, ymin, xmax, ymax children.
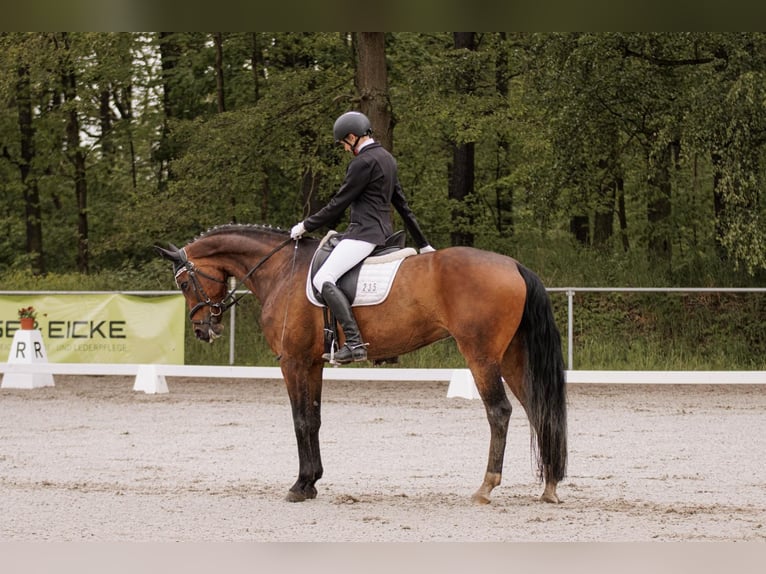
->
<box><xmin>285</xmin><ymin>485</ymin><xmax>318</xmax><ymax>502</ymax></box>
<box><xmin>470</xmin><ymin>493</ymin><xmax>491</xmax><ymax>505</ymax></box>
<box><xmin>540</xmin><ymin>481</ymin><xmax>562</xmax><ymax>503</ymax></box>
<box><xmin>285</xmin><ymin>490</ymin><xmax>307</xmax><ymax>503</ymax></box>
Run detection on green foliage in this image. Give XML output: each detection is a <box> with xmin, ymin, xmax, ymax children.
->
<box><xmin>1</xmin><ymin>32</ymin><xmax>766</xmax><ymax>369</ymax></box>
<box><xmin>2</xmin><ymin>32</ymin><xmax>766</xmax><ymax>275</ymax></box>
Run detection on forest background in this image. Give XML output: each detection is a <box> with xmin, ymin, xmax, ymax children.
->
<box><xmin>0</xmin><ymin>32</ymin><xmax>764</xmax><ymax>369</ymax></box>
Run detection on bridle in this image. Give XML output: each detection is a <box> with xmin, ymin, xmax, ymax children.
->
<box><xmin>175</xmin><ymin>260</ymin><xmax>228</xmax><ymax>325</ymax></box>
<box><xmin>174</xmin><ymin>238</ymin><xmax>293</xmax><ymax>325</ymax></box>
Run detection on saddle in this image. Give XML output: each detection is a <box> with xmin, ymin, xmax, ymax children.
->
<box><xmin>307</xmin><ymin>230</ymin><xmax>416</xmax><ymax>365</ymax></box>
<box><xmin>308</xmin><ymin>230</ymin><xmax>412</xmax><ymax>305</ymax></box>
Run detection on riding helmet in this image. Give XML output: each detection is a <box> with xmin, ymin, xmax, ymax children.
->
<box><xmin>333</xmin><ymin>111</ymin><xmax>372</xmax><ymax>143</ymax></box>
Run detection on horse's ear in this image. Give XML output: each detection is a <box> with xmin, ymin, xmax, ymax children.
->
<box><xmin>155</xmin><ymin>244</ymin><xmax>181</xmax><ymax>262</ymax></box>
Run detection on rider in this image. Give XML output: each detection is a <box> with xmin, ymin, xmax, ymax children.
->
<box><xmin>290</xmin><ymin>111</ymin><xmax>435</xmax><ymax>364</ymax></box>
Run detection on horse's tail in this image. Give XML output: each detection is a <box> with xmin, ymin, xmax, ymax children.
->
<box><xmin>516</xmin><ymin>263</ymin><xmax>568</xmax><ymax>483</ymax></box>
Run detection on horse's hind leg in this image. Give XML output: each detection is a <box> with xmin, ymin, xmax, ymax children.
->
<box><xmin>502</xmin><ymin>336</ymin><xmax>561</xmax><ymax>503</ymax></box>
<box><xmin>465</xmin><ymin>360</ymin><xmax>512</xmax><ymax>505</ymax></box>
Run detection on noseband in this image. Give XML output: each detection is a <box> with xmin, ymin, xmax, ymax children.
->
<box><xmin>174</xmin><ymin>238</ymin><xmax>293</xmax><ymax>325</ymax></box>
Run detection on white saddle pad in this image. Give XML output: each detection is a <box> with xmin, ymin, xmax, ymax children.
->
<box><xmin>306</xmin><ymin>233</ymin><xmax>416</xmax><ymax>307</ymax></box>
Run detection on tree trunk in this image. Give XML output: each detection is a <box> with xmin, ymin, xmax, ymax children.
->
<box><xmin>251</xmin><ymin>33</ymin><xmax>261</xmax><ymax>103</ymax></box>
<box><xmin>494</xmin><ymin>33</ymin><xmax>513</xmax><ymax>236</ymax></box>
<box><xmin>593</xmin><ymin>181</ymin><xmax>616</xmax><ymax>248</ymax></box>
<box><xmin>15</xmin><ymin>62</ymin><xmax>45</xmax><ymax>274</ymax></box>
<box><xmin>570</xmin><ymin>215</ymin><xmax>589</xmax><ymax>245</ymax></box>
<box><xmin>157</xmin><ymin>32</ymin><xmax>181</xmax><ymax>188</ymax></box>
<box><xmin>107</xmin><ymin>36</ymin><xmax>137</xmax><ymax>190</ymax></box>
<box><xmin>711</xmin><ymin>152</ymin><xmax>727</xmax><ymax>259</ymax></box>
<box><xmin>449</xmin><ymin>32</ymin><xmax>477</xmax><ymax>247</ymax></box>
<box><xmin>99</xmin><ymin>87</ymin><xmax>113</xmax><ymax>159</ymax></box>
<box><xmin>119</xmin><ymin>84</ymin><xmax>137</xmax><ymax>189</ymax></box>
<box><xmin>59</xmin><ymin>33</ymin><xmax>89</xmax><ymax>273</ymax></box>
<box><xmin>647</xmin><ymin>143</ymin><xmax>673</xmax><ymax>265</ymax></box>
<box><xmin>617</xmin><ymin>176</ymin><xmax>629</xmax><ymax>252</ymax></box>
<box><xmin>300</xmin><ymin>168</ymin><xmax>325</xmax><ymax>222</ymax></box>
<box><xmin>353</xmin><ymin>33</ymin><xmax>393</xmax><ymax>152</ymax></box>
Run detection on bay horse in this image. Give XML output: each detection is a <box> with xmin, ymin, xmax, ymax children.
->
<box><xmin>156</xmin><ymin>224</ymin><xmax>567</xmax><ymax>504</ymax></box>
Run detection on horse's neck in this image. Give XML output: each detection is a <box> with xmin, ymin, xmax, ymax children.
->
<box><xmin>224</xmin><ymin>238</ymin><xmax>293</xmax><ymax>300</ymax></box>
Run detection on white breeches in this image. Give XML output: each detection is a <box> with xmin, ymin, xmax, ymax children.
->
<box><xmin>312</xmin><ymin>238</ymin><xmax>376</xmax><ymax>292</ymax></box>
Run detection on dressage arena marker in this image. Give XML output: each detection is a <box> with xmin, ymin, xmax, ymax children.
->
<box><xmin>446</xmin><ymin>369</ymin><xmax>481</xmax><ymax>399</ymax></box>
<box><xmin>1</xmin><ymin>329</ymin><xmax>55</xmax><ymax>390</ymax></box>
<box><xmin>132</xmin><ymin>364</ymin><xmax>169</xmax><ymax>394</ymax></box>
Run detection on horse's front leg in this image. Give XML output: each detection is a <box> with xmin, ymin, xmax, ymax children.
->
<box><xmin>281</xmin><ymin>359</ymin><xmax>324</xmax><ymax>502</ymax></box>
<box><xmin>470</xmin><ymin>366</ymin><xmax>511</xmax><ymax>505</ymax></box>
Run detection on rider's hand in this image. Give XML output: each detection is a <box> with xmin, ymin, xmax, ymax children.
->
<box><xmin>419</xmin><ymin>245</ymin><xmax>435</xmax><ymax>254</ymax></box>
<box><xmin>290</xmin><ymin>221</ymin><xmax>306</xmax><ymax>240</ymax></box>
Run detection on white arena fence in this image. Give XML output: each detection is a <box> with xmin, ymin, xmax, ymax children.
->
<box><xmin>0</xmin><ymin>363</ymin><xmax>763</xmax><ymax>397</ymax></box>
<box><xmin>1</xmin><ymin>288</ymin><xmax>764</xmax><ymax>394</ymax></box>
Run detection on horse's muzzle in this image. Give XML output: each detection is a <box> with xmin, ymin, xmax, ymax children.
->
<box><xmin>194</xmin><ymin>317</ymin><xmax>224</xmax><ymax>343</ymax></box>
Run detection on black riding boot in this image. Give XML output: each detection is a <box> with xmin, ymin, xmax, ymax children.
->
<box><xmin>321</xmin><ymin>282</ymin><xmax>368</xmax><ymax>364</ymax></box>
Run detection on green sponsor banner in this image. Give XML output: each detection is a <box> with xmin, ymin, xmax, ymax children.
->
<box><xmin>0</xmin><ymin>294</ymin><xmax>185</xmax><ymax>364</ymax></box>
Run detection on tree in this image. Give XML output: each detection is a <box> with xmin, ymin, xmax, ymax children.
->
<box><xmin>55</xmin><ymin>33</ymin><xmax>91</xmax><ymax>273</ymax></box>
<box><xmin>686</xmin><ymin>34</ymin><xmax>766</xmax><ymax>273</ymax></box>
<box><xmin>448</xmin><ymin>32</ymin><xmax>477</xmax><ymax>247</ymax></box>
<box><xmin>354</xmin><ymin>33</ymin><xmax>393</xmax><ymax>151</ymax></box>
<box><xmin>14</xmin><ymin>56</ymin><xmax>45</xmax><ymax>273</ymax></box>
<box><xmin>492</xmin><ymin>32</ymin><xmax>514</xmax><ymax>236</ymax></box>
<box><xmin>159</xmin><ymin>33</ymin><xmax>353</xmax><ymax>241</ymax></box>
<box><xmin>0</xmin><ymin>32</ymin><xmax>765</xmax><ymax>280</ymax></box>
<box><xmin>532</xmin><ymin>33</ymin><xmax>734</xmax><ymax>271</ymax></box>
<box><xmin>212</xmin><ymin>32</ymin><xmax>226</xmax><ymax>113</ymax></box>
<box><xmin>0</xmin><ymin>34</ymin><xmax>46</xmax><ymax>274</ymax></box>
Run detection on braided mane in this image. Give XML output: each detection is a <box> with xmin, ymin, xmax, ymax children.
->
<box><xmin>194</xmin><ymin>223</ymin><xmax>289</xmax><ymax>241</ymax></box>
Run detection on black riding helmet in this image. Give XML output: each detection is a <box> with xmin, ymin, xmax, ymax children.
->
<box><xmin>333</xmin><ymin>111</ymin><xmax>372</xmax><ymax>144</ymax></box>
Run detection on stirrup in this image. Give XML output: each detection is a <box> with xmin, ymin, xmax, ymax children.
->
<box><xmin>323</xmin><ymin>343</ymin><xmax>368</xmax><ymax>365</ymax></box>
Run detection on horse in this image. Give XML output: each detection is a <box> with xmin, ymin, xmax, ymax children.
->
<box><xmin>156</xmin><ymin>223</ymin><xmax>567</xmax><ymax>504</ymax></box>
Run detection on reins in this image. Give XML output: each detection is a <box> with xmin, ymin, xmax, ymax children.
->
<box><xmin>224</xmin><ymin>237</ymin><xmax>294</xmax><ymax>310</ymax></box>
<box><xmin>278</xmin><ymin>239</ymin><xmax>301</xmax><ymax>358</ymax></box>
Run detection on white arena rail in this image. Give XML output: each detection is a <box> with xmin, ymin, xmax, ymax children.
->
<box><xmin>1</xmin><ymin>362</ymin><xmax>764</xmax><ymax>396</ymax></box>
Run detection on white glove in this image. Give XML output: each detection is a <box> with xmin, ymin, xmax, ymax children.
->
<box><xmin>419</xmin><ymin>245</ymin><xmax>435</xmax><ymax>254</ymax></box>
<box><xmin>290</xmin><ymin>221</ymin><xmax>306</xmax><ymax>240</ymax></box>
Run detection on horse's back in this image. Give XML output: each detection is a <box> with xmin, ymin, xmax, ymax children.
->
<box><xmin>390</xmin><ymin>245</ymin><xmax>526</xmax><ymax>327</ymax></box>
<box><xmin>412</xmin><ymin>245</ymin><xmax>524</xmax><ymax>292</ymax></box>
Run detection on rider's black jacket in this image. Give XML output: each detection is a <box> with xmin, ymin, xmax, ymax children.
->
<box><xmin>303</xmin><ymin>142</ymin><xmax>429</xmax><ymax>249</ymax></box>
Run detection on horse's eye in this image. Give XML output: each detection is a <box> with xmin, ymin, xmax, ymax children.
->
<box><xmin>179</xmin><ymin>281</ymin><xmax>189</xmax><ymax>290</ymax></box>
